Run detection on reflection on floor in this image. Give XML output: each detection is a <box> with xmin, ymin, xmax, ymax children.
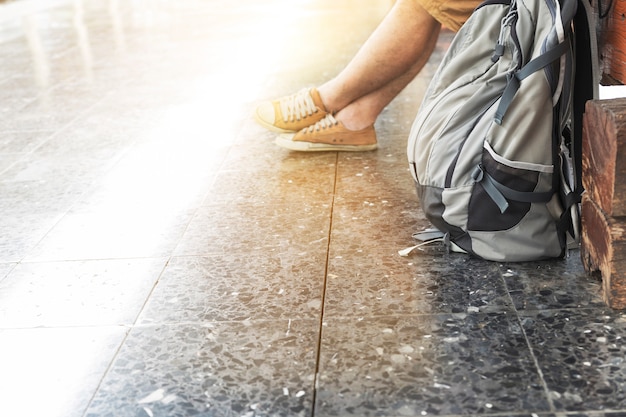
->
<box><xmin>0</xmin><ymin>1</ymin><xmax>624</xmax><ymax>416</ymax></box>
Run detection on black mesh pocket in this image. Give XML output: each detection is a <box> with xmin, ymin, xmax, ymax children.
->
<box><xmin>467</xmin><ymin>144</ymin><xmax>547</xmax><ymax>231</ymax></box>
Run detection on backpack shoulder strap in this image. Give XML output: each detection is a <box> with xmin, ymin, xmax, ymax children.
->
<box><xmin>572</xmin><ymin>0</ymin><xmax>600</xmax><ymax>198</ymax></box>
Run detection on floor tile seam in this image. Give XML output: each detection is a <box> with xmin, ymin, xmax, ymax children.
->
<box><xmin>337</xmin><ymin>192</ymin><xmax>422</xmax><ymax>198</ymax></box>
<box><xmin>0</xmin><ymin>128</ymin><xmax>56</xmax><ymax>134</ymax></box>
<box><xmin>311</xmin><ymin>152</ymin><xmax>339</xmax><ymax>417</ymax></box>
<box><xmin>198</xmin><ymin>190</ymin><xmax>336</xmax><ymax>204</ymax></box>
<box><xmin>121</xmin><ymin>318</ymin><xmax>322</xmax><ymax>330</ymax></box>
<box><xmin>0</xmin><ymin>132</ymin><xmax>56</xmax><ymax>178</ymax></box>
<box><xmin>0</xmin><ymin>91</ymin><xmax>118</xmax><ymax>258</ymax></box>
<box><xmin>317</xmin><ymin>310</ymin><xmax>517</xmax><ymax>323</ymax></box>
<box><xmin>128</xmin><ymin>196</ymin><xmax>226</xmax><ymax>326</ymax></box>
<box><xmin>2</xmin><ymin>255</ymin><xmax>169</xmax><ymax>330</ymax></box>
<box><xmin>196</xmin><ymin>188</ymin><xmax>417</xmax><ymax>207</ymax></box>
<box><xmin>0</xmin><ymin>0</ymin><xmax>73</xmax><ymax>21</ymax></box>
<box><xmin>166</xmin><ymin>250</ymin><xmax>330</xmax><ymax>260</ymax></box>
<box><xmin>513</xmin><ymin>306</ymin><xmax>622</xmax><ymax>317</ymax></box>
<box><xmin>127</xmin><ymin>258</ymin><xmax>172</xmax><ymax>331</ymax></box>
<box><xmin>109</xmin><ymin>250</ymin><xmax>299</xmax><ymax>393</ymax></box>
<box><xmin>345</xmin><ymin>410</ymin><xmax>626</xmax><ymax>417</ymax></box>
<box><xmin>332</xmin><ymin>195</ymin><xmax>419</xmax><ymax>203</ymax></box>
<box><xmin>333</xmin><ymin>194</ymin><xmax>420</xmax><ymax>202</ymax></box>
<box><xmin>213</xmin><ymin>163</ymin><xmax>339</xmax><ymax>174</ymax></box>
<box><xmin>337</xmin><ymin>157</ymin><xmax>411</xmax><ymax>165</ymax></box>
<box><xmin>327</xmin><ymin>248</ymin><xmax>419</xmax><ymax>256</ymax></box>
<box><xmin>375</xmin><ymin>412</ymin><xmax>549</xmax><ymax>417</ymax></box>
<box><xmin>11</xmin><ymin>255</ymin><xmax>170</xmax><ymax>264</ymax></box>
<box><xmin>500</xmin><ymin>267</ymin><xmax>557</xmax><ymax>413</ymax></box>
<box><xmin>2</xmin><ymin>311</ymin><xmax>552</xmax><ymax>332</ymax></box>
<box><xmin>170</xmin><ymin>249</ymin><xmax>331</xmax><ymax>259</ymax></box>
<box><xmin>0</xmin><ymin>319</ymin><xmax>320</xmax><ymax>333</ymax></box>
<box><xmin>2</xmin><ymin>85</ymin><xmax>114</xmax><ymax>164</ymax></box>
<box><xmin>24</xmin><ymin>147</ymin><xmax>208</xmax><ymax>263</ymax></box>
<box><xmin>16</xmin><ymin>255</ymin><xmax>171</xmax><ymax>265</ymax></box>
<box><xmin>163</xmin><ymin>250</ymin><xmax>325</xmax><ymax>264</ymax></box>
<box><xmin>0</xmin><ymin>263</ymin><xmax>17</xmax><ymax>286</ymax></box>
<box><xmin>164</xmin><ymin>188</ymin><xmax>219</xmax><ymax>253</ymax></box>
<box><xmin>0</xmin><ymin>323</ymin><xmax>131</xmax><ymax>332</ymax></box>
<box><xmin>197</xmin><ymin>196</ymin><xmax>336</xmax><ymax>207</ymax></box>
<box><xmin>79</xmin><ymin>324</ymin><xmax>132</xmax><ymax>417</ymax></box>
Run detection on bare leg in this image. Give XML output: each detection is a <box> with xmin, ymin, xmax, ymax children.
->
<box><xmin>317</xmin><ymin>0</ymin><xmax>441</xmax><ymax>130</ymax></box>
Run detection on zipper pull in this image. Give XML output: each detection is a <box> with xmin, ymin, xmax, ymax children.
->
<box><xmin>491</xmin><ymin>9</ymin><xmax>517</xmax><ymax>62</ymax></box>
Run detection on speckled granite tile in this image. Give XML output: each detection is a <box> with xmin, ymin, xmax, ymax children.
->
<box><xmin>0</xmin><ymin>178</ymin><xmax>87</xmax><ymax>214</ymax></box>
<box><xmin>85</xmin><ymin>320</ymin><xmax>318</xmax><ymax>417</ymax></box>
<box><xmin>0</xmin><ymin>326</ymin><xmax>126</xmax><ymax>417</ymax></box>
<box><xmin>0</xmin><ymin>81</ymin><xmax>107</xmax><ymax>132</ymax></box>
<box><xmin>500</xmin><ymin>254</ymin><xmax>605</xmax><ymax>310</ymax></box>
<box><xmin>0</xmin><ymin>99</ymin><xmax>154</xmax><ymax>183</ymax></box>
<box><xmin>521</xmin><ymin>309</ymin><xmax>626</xmax><ymax>412</ymax></box>
<box><xmin>0</xmin><ymin>263</ymin><xmax>15</xmax><ymax>284</ymax></box>
<box><xmin>0</xmin><ymin>77</ymin><xmax>39</xmax><ymax>115</ymax></box>
<box><xmin>0</xmin><ymin>258</ymin><xmax>166</xmax><ymax>328</ymax></box>
<box><xmin>0</xmin><ymin>213</ymin><xmax>63</xmax><ymax>262</ymax></box>
<box><xmin>24</xmin><ymin>206</ymin><xmax>194</xmax><ymax>262</ymax></box>
<box><xmin>485</xmin><ymin>414</ymin><xmax>626</xmax><ymax>417</ymax></box>
<box><xmin>325</xmin><ymin>249</ymin><xmax>512</xmax><ymax>318</ymax></box>
<box><xmin>222</xmin><ymin>130</ymin><xmax>337</xmax><ymax>172</ymax></box>
<box><xmin>0</xmin><ymin>154</ymin><xmax>18</xmax><ymax>174</ymax></box>
<box><xmin>174</xmin><ymin>202</ymin><xmax>331</xmax><ymax>257</ymax></box>
<box><xmin>0</xmin><ymin>179</ymin><xmax>90</xmax><ymax>262</ymax></box>
<box><xmin>335</xmin><ymin>151</ymin><xmax>417</xmax><ymax>201</ymax></box>
<box><xmin>2</xmin><ymin>151</ymin><xmax>119</xmax><ymax>184</ymax></box>
<box><xmin>330</xmin><ymin>198</ymin><xmax>428</xmax><ymax>251</ymax></box>
<box><xmin>72</xmin><ymin>130</ymin><xmax>224</xmax><ymax>213</ymax></box>
<box><xmin>205</xmin><ymin>156</ymin><xmax>335</xmax><ymax>204</ymax></box>
<box><xmin>0</xmin><ymin>130</ymin><xmax>52</xmax><ymax>154</ymax></box>
<box><xmin>566</xmin><ymin>413</ymin><xmax>626</xmax><ymax>417</ymax></box>
<box><xmin>138</xmin><ymin>254</ymin><xmax>326</xmax><ymax>324</ymax></box>
<box><xmin>316</xmin><ymin>313</ymin><xmax>550</xmax><ymax>416</ymax></box>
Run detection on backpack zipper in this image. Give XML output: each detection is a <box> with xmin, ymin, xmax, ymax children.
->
<box><xmin>492</xmin><ymin>3</ymin><xmax>518</xmax><ymax>62</ymax></box>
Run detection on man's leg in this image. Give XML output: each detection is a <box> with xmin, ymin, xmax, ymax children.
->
<box><xmin>317</xmin><ymin>0</ymin><xmax>441</xmax><ymax>130</ymax></box>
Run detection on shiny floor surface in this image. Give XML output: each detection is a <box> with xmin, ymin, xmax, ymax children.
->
<box><xmin>0</xmin><ymin>1</ymin><xmax>624</xmax><ymax>416</ymax></box>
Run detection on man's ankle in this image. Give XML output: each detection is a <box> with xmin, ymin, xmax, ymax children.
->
<box><xmin>335</xmin><ymin>109</ymin><xmax>375</xmax><ymax>131</ymax></box>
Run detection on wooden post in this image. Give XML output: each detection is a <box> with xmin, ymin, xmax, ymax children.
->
<box><xmin>580</xmin><ymin>0</ymin><xmax>626</xmax><ymax>309</ymax></box>
<box><xmin>580</xmin><ymin>98</ymin><xmax>626</xmax><ymax>309</ymax></box>
<box><xmin>597</xmin><ymin>0</ymin><xmax>626</xmax><ymax>85</ymax></box>
<box><xmin>581</xmin><ymin>196</ymin><xmax>626</xmax><ymax>309</ymax></box>
<box><xmin>581</xmin><ymin>98</ymin><xmax>626</xmax><ymax>216</ymax></box>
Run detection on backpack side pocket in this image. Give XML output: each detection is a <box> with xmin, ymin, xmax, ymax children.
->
<box><xmin>467</xmin><ymin>141</ymin><xmax>554</xmax><ymax>231</ymax></box>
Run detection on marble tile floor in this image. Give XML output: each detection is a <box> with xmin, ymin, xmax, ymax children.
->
<box><xmin>0</xmin><ymin>1</ymin><xmax>624</xmax><ymax>416</ymax></box>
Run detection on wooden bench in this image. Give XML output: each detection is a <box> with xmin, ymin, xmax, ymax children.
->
<box><xmin>580</xmin><ymin>0</ymin><xmax>626</xmax><ymax>309</ymax></box>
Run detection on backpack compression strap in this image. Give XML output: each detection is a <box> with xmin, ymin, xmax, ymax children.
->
<box><xmin>494</xmin><ymin>41</ymin><xmax>571</xmax><ymax>125</ymax></box>
<box><xmin>471</xmin><ymin>165</ymin><xmax>554</xmax><ymax>213</ymax></box>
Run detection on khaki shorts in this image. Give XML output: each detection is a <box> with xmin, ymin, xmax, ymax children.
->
<box><xmin>416</xmin><ymin>0</ymin><xmax>482</xmax><ymax>31</ymax></box>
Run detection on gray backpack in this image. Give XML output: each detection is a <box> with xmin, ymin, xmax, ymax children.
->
<box><xmin>407</xmin><ymin>0</ymin><xmax>598</xmax><ymax>262</ymax></box>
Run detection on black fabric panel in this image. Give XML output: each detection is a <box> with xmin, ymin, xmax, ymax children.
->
<box><xmin>417</xmin><ymin>184</ymin><xmax>473</xmax><ymax>253</ymax></box>
<box><xmin>467</xmin><ymin>149</ymin><xmax>539</xmax><ymax>231</ymax></box>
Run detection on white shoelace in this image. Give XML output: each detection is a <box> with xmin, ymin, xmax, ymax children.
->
<box><xmin>279</xmin><ymin>89</ymin><xmax>319</xmax><ymax>122</ymax></box>
<box><xmin>303</xmin><ymin>114</ymin><xmax>338</xmax><ymax>133</ymax></box>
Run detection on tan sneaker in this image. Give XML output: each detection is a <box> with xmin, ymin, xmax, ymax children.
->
<box><xmin>275</xmin><ymin>114</ymin><xmax>377</xmax><ymax>152</ymax></box>
<box><xmin>255</xmin><ymin>88</ymin><xmax>328</xmax><ymax>133</ymax></box>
